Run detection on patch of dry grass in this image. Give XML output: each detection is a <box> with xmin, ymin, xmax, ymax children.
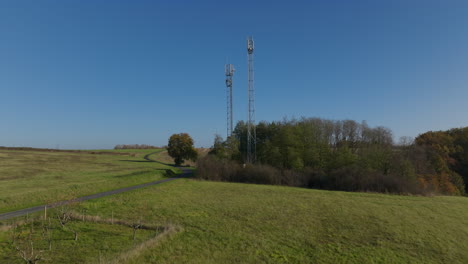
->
<box><xmin>104</xmin><ymin>224</ymin><xmax>181</xmax><ymax>264</ymax></box>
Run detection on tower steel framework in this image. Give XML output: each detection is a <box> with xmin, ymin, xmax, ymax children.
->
<box><xmin>225</xmin><ymin>64</ymin><xmax>235</xmax><ymax>138</ymax></box>
<box><xmin>247</xmin><ymin>36</ymin><xmax>256</xmax><ymax>163</ymax></box>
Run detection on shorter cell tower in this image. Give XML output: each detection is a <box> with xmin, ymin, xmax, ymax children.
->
<box><xmin>225</xmin><ymin>64</ymin><xmax>235</xmax><ymax>138</ymax></box>
<box><xmin>247</xmin><ymin>36</ymin><xmax>256</xmax><ymax>163</ymax></box>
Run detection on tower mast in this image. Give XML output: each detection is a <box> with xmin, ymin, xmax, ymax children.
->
<box><xmin>225</xmin><ymin>64</ymin><xmax>235</xmax><ymax>138</ymax></box>
<box><xmin>247</xmin><ymin>36</ymin><xmax>256</xmax><ymax>163</ymax></box>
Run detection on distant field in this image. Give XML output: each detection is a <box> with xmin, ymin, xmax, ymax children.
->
<box><xmin>0</xmin><ymin>149</ymin><xmax>177</xmax><ymax>213</ymax></box>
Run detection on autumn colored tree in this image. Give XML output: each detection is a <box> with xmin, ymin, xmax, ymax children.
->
<box><xmin>416</xmin><ymin>129</ymin><xmax>467</xmax><ymax>195</ymax></box>
<box><xmin>167</xmin><ymin>133</ymin><xmax>198</xmax><ymax>166</ymax></box>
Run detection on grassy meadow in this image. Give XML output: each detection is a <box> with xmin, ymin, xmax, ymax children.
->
<box><xmin>0</xmin><ymin>149</ymin><xmax>177</xmax><ymax>213</ymax></box>
<box><xmin>0</xmin><ymin>149</ymin><xmax>467</xmax><ymax>263</ymax></box>
<box><xmin>78</xmin><ymin>179</ymin><xmax>468</xmax><ymax>264</ymax></box>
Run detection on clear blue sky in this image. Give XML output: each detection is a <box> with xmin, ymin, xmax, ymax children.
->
<box><xmin>1</xmin><ymin>0</ymin><xmax>468</xmax><ymax>149</ymax></box>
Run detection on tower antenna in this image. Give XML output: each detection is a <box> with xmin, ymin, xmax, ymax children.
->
<box><xmin>225</xmin><ymin>64</ymin><xmax>235</xmax><ymax>139</ymax></box>
<box><xmin>247</xmin><ymin>36</ymin><xmax>256</xmax><ymax>163</ymax></box>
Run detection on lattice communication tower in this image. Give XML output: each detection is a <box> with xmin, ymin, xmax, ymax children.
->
<box><xmin>247</xmin><ymin>36</ymin><xmax>256</xmax><ymax>163</ymax></box>
<box><xmin>225</xmin><ymin>64</ymin><xmax>235</xmax><ymax>138</ymax></box>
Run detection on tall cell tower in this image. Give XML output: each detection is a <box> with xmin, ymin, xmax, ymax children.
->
<box><xmin>225</xmin><ymin>64</ymin><xmax>235</xmax><ymax>138</ymax></box>
<box><xmin>247</xmin><ymin>36</ymin><xmax>256</xmax><ymax>163</ymax></box>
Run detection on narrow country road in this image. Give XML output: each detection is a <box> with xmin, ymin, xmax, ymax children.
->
<box><xmin>0</xmin><ymin>152</ymin><xmax>192</xmax><ymax>221</ymax></box>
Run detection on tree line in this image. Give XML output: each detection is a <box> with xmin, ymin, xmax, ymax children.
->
<box><xmin>114</xmin><ymin>144</ymin><xmax>160</xmax><ymax>150</ymax></box>
<box><xmin>198</xmin><ymin>118</ymin><xmax>466</xmax><ymax>196</ymax></box>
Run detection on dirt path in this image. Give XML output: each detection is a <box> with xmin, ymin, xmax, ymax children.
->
<box><xmin>0</xmin><ymin>152</ymin><xmax>191</xmax><ymax>221</ymax></box>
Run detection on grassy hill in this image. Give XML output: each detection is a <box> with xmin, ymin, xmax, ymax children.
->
<box><xmin>79</xmin><ymin>179</ymin><xmax>468</xmax><ymax>264</ymax></box>
<box><xmin>0</xmin><ymin>149</ymin><xmax>467</xmax><ymax>263</ymax></box>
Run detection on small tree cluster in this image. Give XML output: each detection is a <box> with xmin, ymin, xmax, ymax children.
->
<box><xmin>209</xmin><ymin>135</ymin><xmax>241</xmax><ymax>161</ymax></box>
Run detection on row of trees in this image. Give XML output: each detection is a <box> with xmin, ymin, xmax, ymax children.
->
<box><xmin>200</xmin><ymin>118</ymin><xmax>466</xmax><ymax>196</ymax></box>
<box><xmin>235</xmin><ymin>118</ymin><xmax>393</xmax><ymax>169</ymax></box>
<box><xmin>114</xmin><ymin>144</ymin><xmax>160</xmax><ymax>150</ymax></box>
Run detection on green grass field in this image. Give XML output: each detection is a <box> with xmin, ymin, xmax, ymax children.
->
<box><xmin>79</xmin><ymin>179</ymin><xmax>468</xmax><ymax>264</ymax></box>
<box><xmin>1</xmin><ymin>149</ymin><xmax>467</xmax><ymax>263</ymax></box>
<box><xmin>0</xmin><ymin>149</ymin><xmax>177</xmax><ymax>213</ymax></box>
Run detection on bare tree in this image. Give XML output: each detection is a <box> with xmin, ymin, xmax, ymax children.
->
<box><xmin>12</xmin><ymin>225</ymin><xmax>43</xmax><ymax>264</ymax></box>
<box><xmin>128</xmin><ymin>202</ymin><xmax>150</xmax><ymax>242</ymax></box>
<box><xmin>130</xmin><ymin>220</ymin><xmax>142</xmax><ymax>242</ymax></box>
<box><xmin>41</xmin><ymin>218</ymin><xmax>52</xmax><ymax>251</ymax></box>
<box><xmin>333</xmin><ymin>120</ymin><xmax>343</xmax><ymax>147</ymax></box>
<box><xmin>55</xmin><ymin>204</ymin><xmax>78</xmax><ymax>241</ymax></box>
<box><xmin>398</xmin><ymin>136</ymin><xmax>414</xmax><ymax>147</ymax></box>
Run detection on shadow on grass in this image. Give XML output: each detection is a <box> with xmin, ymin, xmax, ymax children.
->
<box><xmin>120</xmin><ymin>152</ymin><xmax>192</xmax><ymax>179</ymax></box>
<box><xmin>117</xmin><ymin>152</ymin><xmax>175</xmax><ymax>167</ymax></box>
<box><xmin>112</xmin><ymin>169</ymin><xmax>176</xmax><ymax>178</ymax></box>
<box><xmin>143</xmin><ymin>152</ymin><xmax>178</xmax><ymax>168</ymax></box>
<box><xmin>118</xmin><ymin>160</ymin><xmax>154</xmax><ymax>163</ymax></box>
